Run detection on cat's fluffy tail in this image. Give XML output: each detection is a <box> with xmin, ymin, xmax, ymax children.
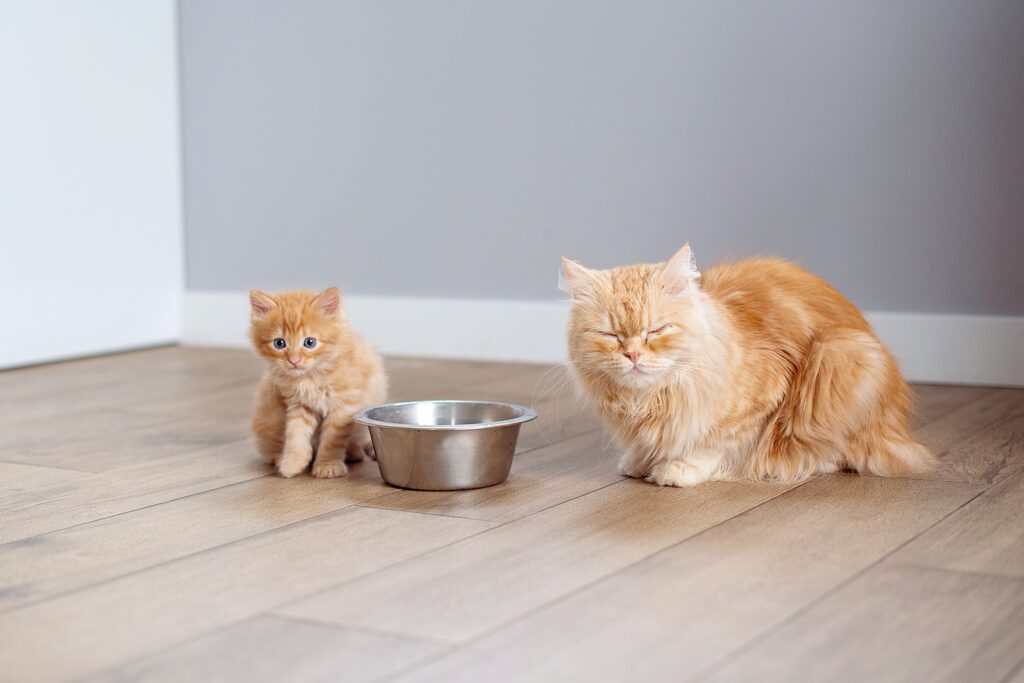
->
<box><xmin>846</xmin><ymin>431</ymin><xmax>938</xmax><ymax>477</ymax></box>
<box><xmin>749</xmin><ymin>327</ymin><xmax>938</xmax><ymax>481</ymax></box>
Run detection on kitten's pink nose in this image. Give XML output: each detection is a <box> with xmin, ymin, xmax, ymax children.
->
<box><xmin>624</xmin><ymin>350</ymin><xmax>641</xmax><ymax>364</ymax></box>
<box><xmin>288</xmin><ymin>357</ymin><xmax>301</xmax><ymax>368</ymax></box>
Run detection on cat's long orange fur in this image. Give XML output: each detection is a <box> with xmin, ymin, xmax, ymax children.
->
<box><xmin>249</xmin><ymin>287</ymin><xmax>387</xmax><ymax>478</ymax></box>
<box><xmin>562</xmin><ymin>245</ymin><xmax>935</xmax><ymax>486</ymax></box>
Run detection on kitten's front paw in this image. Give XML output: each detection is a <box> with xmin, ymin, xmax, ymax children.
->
<box><xmin>277</xmin><ymin>449</ymin><xmax>312</xmax><ymax>478</ymax></box>
<box><xmin>311</xmin><ymin>459</ymin><xmax>348</xmax><ymax>478</ymax></box>
<box><xmin>646</xmin><ymin>461</ymin><xmax>710</xmax><ymax>487</ymax></box>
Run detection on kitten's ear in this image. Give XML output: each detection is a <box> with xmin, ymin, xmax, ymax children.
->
<box><xmin>662</xmin><ymin>243</ymin><xmax>700</xmax><ymax>295</ymax></box>
<box><xmin>313</xmin><ymin>287</ymin><xmax>341</xmax><ymax>317</ymax></box>
<box><xmin>249</xmin><ymin>290</ymin><xmax>276</xmax><ymax>317</ymax></box>
<box><xmin>559</xmin><ymin>257</ymin><xmax>598</xmax><ymax>300</ymax></box>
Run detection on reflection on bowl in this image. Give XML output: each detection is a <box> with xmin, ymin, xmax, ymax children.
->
<box><xmin>354</xmin><ymin>400</ymin><xmax>537</xmax><ymax>491</ymax></box>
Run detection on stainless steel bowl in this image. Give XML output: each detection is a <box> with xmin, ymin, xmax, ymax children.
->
<box><xmin>354</xmin><ymin>400</ymin><xmax>537</xmax><ymax>491</ymax></box>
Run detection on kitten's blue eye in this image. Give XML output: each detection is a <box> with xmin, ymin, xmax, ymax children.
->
<box><xmin>272</xmin><ymin>338</ymin><xmax>286</xmax><ymax>349</ymax></box>
<box><xmin>303</xmin><ymin>337</ymin><xmax>317</xmax><ymax>349</ymax></box>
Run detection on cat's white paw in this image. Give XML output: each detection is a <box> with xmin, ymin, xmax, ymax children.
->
<box><xmin>679</xmin><ymin>464</ymin><xmax>712</xmax><ymax>486</ymax></box>
<box><xmin>277</xmin><ymin>449</ymin><xmax>311</xmax><ymax>478</ymax></box>
<box><xmin>311</xmin><ymin>459</ymin><xmax>347</xmax><ymax>478</ymax></box>
<box><xmin>646</xmin><ymin>461</ymin><xmax>710</xmax><ymax>487</ymax></box>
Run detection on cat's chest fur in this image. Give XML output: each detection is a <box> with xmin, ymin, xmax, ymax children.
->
<box><xmin>279</xmin><ymin>377</ymin><xmax>335</xmax><ymax>417</ymax></box>
<box><xmin>600</xmin><ymin>381</ymin><xmax>718</xmax><ymax>452</ymax></box>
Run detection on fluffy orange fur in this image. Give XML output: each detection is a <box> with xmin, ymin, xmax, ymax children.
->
<box><xmin>561</xmin><ymin>245</ymin><xmax>936</xmax><ymax>486</ymax></box>
<box><xmin>249</xmin><ymin>287</ymin><xmax>387</xmax><ymax>478</ymax></box>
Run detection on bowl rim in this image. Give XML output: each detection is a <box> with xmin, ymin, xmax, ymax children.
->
<box><xmin>354</xmin><ymin>399</ymin><xmax>538</xmax><ymax>431</ymax></box>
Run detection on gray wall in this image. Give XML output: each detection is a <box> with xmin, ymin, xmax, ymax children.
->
<box><xmin>180</xmin><ymin>0</ymin><xmax>1024</xmax><ymax>315</ymax></box>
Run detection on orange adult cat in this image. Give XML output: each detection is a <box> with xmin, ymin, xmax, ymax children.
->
<box><xmin>561</xmin><ymin>245</ymin><xmax>935</xmax><ymax>486</ymax></box>
<box><xmin>249</xmin><ymin>287</ymin><xmax>387</xmax><ymax>478</ymax></box>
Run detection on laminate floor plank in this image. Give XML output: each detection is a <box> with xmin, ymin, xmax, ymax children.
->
<box><xmin>704</xmin><ymin>564</ymin><xmax>1024</xmax><ymax>683</ymax></box>
<box><xmin>275</xmin><ymin>479</ymin><xmax>796</xmax><ymax>643</ymax></box>
<box><xmin>888</xmin><ymin>470</ymin><xmax>1024</xmax><ymax>578</ymax></box>
<box><xmin>0</xmin><ymin>439</ymin><xmax>269</xmax><ymax>544</ymax></box>
<box><xmin>0</xmin><ymin>461</ymin><xmax>87</xmax><ymax>495</ymax></box>
<box><xmin>912</xmin><ymin>384</ymin><xmax>995</xmax><ymax>429</ymax></box>
<box><xmin>0</xmin><ymin>506</ymin><xmax>491</xmax><ymax>682</ymax></box>
<box><xmin>390</xmin><ymin>475</ymin><xmax>981</xmax><ymax>682</ymax></box>
<box><xmin>89</xmin><ymin>615</ymin><xmax>445</xmax><ymax>683</ymax></box>
<box><xmin>0</xmin><ymin>471</ymin><xmax>389</xmax><ymax>612</ymax></box>
<box><xmin>1</xmin><ymin>348</ymin><xmax>1021</xmax><ymax>683</ymax></box>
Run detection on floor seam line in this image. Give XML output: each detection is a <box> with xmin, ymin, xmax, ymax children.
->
<box><xmin>0</xmin><ymin>495</ymin><xmax>374</xmax><ymax>616</ymax></box>
<box><xmin>881</xmin><ymin>559</ymin><xmax>1024</xmax><ymax>583</ymax></box>
<box><xmin>377</xmin><ymin>481</ymin><xmax>804</xmax><ymax>682</ymax></box>
<box><xmin>688</xmin><ymin>483</ymin><xmax>992</xmax><ymax>682</ymax></box>
<box><xmin>264</xmin><ymin>612</ymin><xmax>455</xmax><ymax>646</ymax></box>
<box><xmin>0</xmin><ymin>460</ymin><xmax>94</xmax><ymax>475</ymax></box>
<box><xmin>999</xmin><ymin>656</ymin><xmax>1024</xmax><ymax>683</ymax></box>
<box><xmin>353</xmin><ymin>503</ymin><xmax>498</xmax><ymax>523</ymax></box>
<box><xmin>78</xmin><ymin>520</ymin><xmax>490</xmax><ymax>681</ymax></box>
<box><xmin>269</xmin><ymin>478</ymin><xmax>631</xmax><ymax>620</ymax></box>
<box><xmin>0</xmin><ymin>471</ymin><xmax>272</xmax><ymax>550</ymax></box>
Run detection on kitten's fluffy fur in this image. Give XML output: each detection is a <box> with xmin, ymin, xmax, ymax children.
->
<box><xmin>562</xmin><ymin>245</ymin><xmax>935</xmax><ymax>487</ymax></box>
<box><xmin>249</xmin><ymin>287</ymin><xmax>387</xmax><ymax>478</ymax></box>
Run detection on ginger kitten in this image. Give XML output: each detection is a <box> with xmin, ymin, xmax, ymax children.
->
<box><xmin>249</xmin><ymin>287</ymin><xmax>387</xmax><ymax>478</ymax></box>
<box><xmin>561</xmin><ymin>244</ymin><xmax>935</xmax><ymax>486</ymax></box>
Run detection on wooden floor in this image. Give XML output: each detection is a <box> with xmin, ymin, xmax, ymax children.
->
<box><xmin>1</xmin><ymin>347</ymin><xmax>1022</xmax><ymax>682</ymax></box>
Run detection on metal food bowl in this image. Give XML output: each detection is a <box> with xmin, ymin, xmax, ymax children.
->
<box><xmin>354</xmin><ymin>400</ymin><xmax>537</xmax><ymax>491</ymax></box>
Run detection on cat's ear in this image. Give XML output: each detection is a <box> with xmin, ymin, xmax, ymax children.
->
<box><xmin>249</xmin><ymin>290</ymin><xmax>276</xmax><ymax>317</ymax></box>
<box><xmin>662</xmin><ymin>243</ymin><xmax>700</xmax><ymax>295</ymax></box>
<box><xmin>313</xmin><ymin>287</ymin><xmax>341</xmax><ymax>317</ymax></box>
<box><xmin>559</xmin><ymin>257</ymin><xmax>599</xmax><ymax>300</ymax></box>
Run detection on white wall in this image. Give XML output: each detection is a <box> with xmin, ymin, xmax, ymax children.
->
<box><xmin>0</xmin><ymin>0</ymin><xmax>183</xmax><ymax>368</ymax></box>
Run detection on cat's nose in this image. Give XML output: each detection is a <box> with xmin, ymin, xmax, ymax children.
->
<box><xmin>624</xmin><ymin>350</ymin><xmax>641</xmax><ymax>364</ymax></box>
<box><xmin>288</xmin><ymin>357</ymin><xmax>301</xmax><ymax>367</ymax></box>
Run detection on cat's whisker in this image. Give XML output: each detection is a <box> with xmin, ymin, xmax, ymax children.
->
<box><xmin>531</xmin><ymin>363</ymin><xmax>575</xmax><ymax>406</ymax></box>
<box><xmin>525</xmin><ymin>365</ymin><xmax>579</xmax><ymax>448</ymax></box>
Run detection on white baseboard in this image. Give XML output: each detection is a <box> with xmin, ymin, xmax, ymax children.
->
<box><xmin>865</xmin><ymin>312</ymin><xmax>1023</xmax><ymax>387</ymax></box>
<box><xmin>183</xmin><ymin>291</ymin><xmax>1024</xmax><ymax>387</ymax></box>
